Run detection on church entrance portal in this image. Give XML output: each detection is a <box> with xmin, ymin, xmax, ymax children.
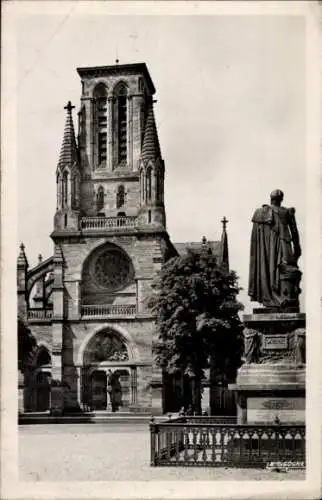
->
<box><xmin>81</xmin><ymin>329</ymin><xmax>136</xmax><ymax>412</ymax></box>
<box><xmin>23</xmin><ymin>345</ymin><xmax>51</xmax><ymax>413</ymax></box>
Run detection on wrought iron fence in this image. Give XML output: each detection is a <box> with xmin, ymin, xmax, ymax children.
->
<box><xmin>150</xmin><ymin>417</ymin><xmax>305</xmax><ymax>468</ymax></box>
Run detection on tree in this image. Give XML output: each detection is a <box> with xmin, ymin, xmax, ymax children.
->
<box><xmin>148</xmin><ymin>248</ymin><xmax>244</xmax><ymax>414</ymax></box>
<box><xmin>18</xmin><ymin>318</ymin><xmax>37</xmax><ymax>373</ymax></box>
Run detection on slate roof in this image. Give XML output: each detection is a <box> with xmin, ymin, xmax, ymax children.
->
<box><xmin>174</xmin><ymin>240</ymin><xmax>222</xmax><ymax>258</ymax></box>
<box><xmin>57</xmin><ymin>103</ymin><xmax>78</xmax><ymax>168</ymax></box>
<box><xmin>141</xmin><ymin>104</ymin><xmax>162</xmax><ymax>162</ymax></box>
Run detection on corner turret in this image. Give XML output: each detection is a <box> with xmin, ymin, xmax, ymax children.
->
<box><xmin>54</xmin><ymin>101</ymin><xmax>80</xmax><ymax>232</ymax></box>
<box><xmin>138</xmin><ymin>103</ymin><xmax>166</xmax><ymax>229</ymax></box>
<box><xmin>219</xmin><ymin>216</ymin><xmax>229</xmax><ymax>271</ymax></box>
<box><xmin>17</xmin><ymin>243</ymin><xmax>29</xmax><ymax>318</ymax></box>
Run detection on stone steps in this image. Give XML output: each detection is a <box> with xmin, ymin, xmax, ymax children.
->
<box><xmin>18</xmin><ymin>411</ymin><xmax>152</xmax><ymax>425</ymax></box>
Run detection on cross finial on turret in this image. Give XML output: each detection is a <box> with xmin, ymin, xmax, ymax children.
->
<box><xmin>64</xmin><ymin>101</ymin><xmax>75</xmax><ymax>114</ymax></box>
<box><xmin>18</xmin><ymin>242</ymin><xmax>28</xmax><ymax>267</ymax></box>
<box><xmin>202</xmin><ymin>236</ymin><xmax>207</xmax><ymax>244</ymax></box>
<box><xmin>38</xmin><ymin>254</ymin><xmax>43</xmax><ymax>264</ymax></box>
<box><xmin>221</xmin><ymin>216</ymin><xmax>228</xmax><ymax>232</ymax></box>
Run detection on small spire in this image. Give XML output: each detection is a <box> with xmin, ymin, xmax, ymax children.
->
<box><xmin>57</xmin><ymin>101</ymin><xmax>78</xmax><ymax>168</ymax></box>
<box><xmin>220</xmin><ymin>217</ymin><xmax>229</xmax><ymax>271</ymax></box>
<box><xmin>38</xmin><ymin>254</ymin><xmax>43</xmax><ymax>264</ymax></box>
<box><xmin>141</xmin><ymin>103</ymin><xmax>162</xmax><ymax>162</ymax></box>
<box><xmin>201</xmin><ymin>236</ymin><xmax>211</xmax><ymax>256</ymax></box>
<box><xmin>17</xmin><ymin>242</ymin><xmax>28</xmax><ymax>268</ymax></box>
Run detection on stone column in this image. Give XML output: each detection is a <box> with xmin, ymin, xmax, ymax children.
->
<box><xmin>76</xmin><ymin>366</ymin><xmax>82</xmax><ymax>409</ymax></box>
<box><xmin>106</xmin><ymin>368</ymin><xmax>112</xmax><ymax>412</ymax></box>
<box><xmin>107</xmin><ymin>96</ymin><xmax>114</xmax><ymax>171</ymax></box>
<box><xmin>130</xmin><ymin>366</ymin><xmax>137</xmax><ymax>405</ymax></box>
<box><xmin>131</xmin><ymin>94</ymin><xmax>145</xmax><ymax>170</ymax></box>
<box><xmin>51</xmin><ymin>245</ymin><xmax>65</xmax><ymax>415</ymax></box>
<box><xmin>17</xmin><ymin>243</ymin><xmax>28</xmax><ymax>320</ymax></box>
<box><xmin>151</xmin><ymin>366</ymin><xmax>163</xmax><ymax>416</ymax></box>
<box><xmin>127</xmin><ymin>95</ymin><xmax>133</xmax><ymax>170</ymax></box>
<box><xmin>89</xmin><ymin>98</ymin><xmax>95</xmax><ymax>170</ymax></box>
<box><xmin>65</xmin><ymin>279</ymin><xmax>81</xmax><ymax>320</ymax></box>
<box><xmin>152</xmin><ymin>166</ymin><xmax>157</xmax><ymax>204</ymax></box>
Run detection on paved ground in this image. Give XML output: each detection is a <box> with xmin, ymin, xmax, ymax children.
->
<box><xmin>19</xmin><ymin>424</ymin><xmax>305</xmax><ymax>481</ymax></box>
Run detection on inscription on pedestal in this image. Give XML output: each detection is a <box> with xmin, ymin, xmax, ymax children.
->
<box><xmin>247</xmin><ymin>397</ymin><xmax>305</xmax><ymax>423</ymax></box>
<box><xmin>263</xmin><ymin>334</ymin><xmax>288</xmax><ymax>350</ymax></box>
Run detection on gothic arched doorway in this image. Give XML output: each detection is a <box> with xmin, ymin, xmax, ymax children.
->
<box><xmin>34</xmin><ymin>346</ymin><xmax>51</xmax><ymax>411</ymax></box>
<box><xmin>24</xmin><ymin>345</ymin><xmax>51</xmax><ymax>412</ymax></box>
<box><xmin>81</xmin><ymin>328</ymin><xmax>135</xmax><ymax>412</ymax></box>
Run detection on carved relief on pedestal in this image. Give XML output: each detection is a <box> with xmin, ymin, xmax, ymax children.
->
<box><xmin>242</xmin><ymin>326</ymin><xmax>306</xmax><ymax>366</ymax></box>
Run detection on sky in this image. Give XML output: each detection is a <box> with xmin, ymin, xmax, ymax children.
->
<box><xmin>15</xmin><ymin>6</ymin><xmax>306</xmax><ymax>313</ymax></box>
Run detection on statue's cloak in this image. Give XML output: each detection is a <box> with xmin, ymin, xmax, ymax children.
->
<box><xmin>248</xmin><ymin>204</ymin><xmax>293</xmax><ymax>307</ymax></box>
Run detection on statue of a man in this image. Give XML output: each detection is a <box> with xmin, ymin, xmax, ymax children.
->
<box><xmin>248</xmin><ymin>189</ymin><xmax>302</xmax><ymax>310</ymax></box>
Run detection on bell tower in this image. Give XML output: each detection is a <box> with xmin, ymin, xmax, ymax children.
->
<box><xmin>74</xmin><ymin>62</ymin><xmax>165</xmax><ymax>230</ymax></box>
<box><xmin>48</xmin><ymin>62</ymin><xmax>174</xmax><ymax>416</ymax></box>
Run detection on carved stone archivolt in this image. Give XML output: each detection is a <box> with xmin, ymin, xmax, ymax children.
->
<box><xmin>84</xmin><ymin>330</ymin><xmax>129</xmax><ymax>364</ymax></box>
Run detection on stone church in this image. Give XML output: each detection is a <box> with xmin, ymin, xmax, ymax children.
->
<box><xmin>17</xmin><ymin>62</ymin><xmax>229</xmax><ymax>416</ymax></box>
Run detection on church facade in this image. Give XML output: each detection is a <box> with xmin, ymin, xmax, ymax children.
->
<box><xmin>17</xmin><ymin>63</ymin><xmax>228</xmax><ymax>416</ymax></box>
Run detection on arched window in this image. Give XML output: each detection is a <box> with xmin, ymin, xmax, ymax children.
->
<box><xmin>78</xmin><ymin>106</ymin><xmax>86</xmax><ymax>147</ymax></box>
<box><xmin>56</xmin><ymin>172</ymin><xmax>61</xmax><ymax>209</ymax></box>
<box><xmin>116</xmin><ymin>185</ymin><xmax>125</xmax><ymax>209</ymax></box>
<box><xmin>62</xmin><ymin>171</ymin><xmax>69</xmax><ymax>208</ymax></box>
<box><xmin>156</xmin><ymin>171</ymin><xmax>162</xmax><ymax>202</ymax></box>
<box><xmin>96</xmin><ymin>185</ymin><xmax>105</xmax><ymax>212</ymax></box>
<box><xmin>114</xmin><ymin>83</ymin><xmax>128</xmax><ymax>164</ymax></box>
<box><xmin>140</xmin><ymin>169</ymin><xmax>144</xmax><ymax>202</ymax></box>
<box><xmin>146</xmin><ymin>167</ymin><xmax>152</xmax><ymax>202</ymax></box>
<box><xmin>72</xmin><ymin>175</ymin><xmax>79</xmax><ymax>209</ymax></box>
<box><xmin>93</xmin><ymin>83</ymin><xmax>107</xmax><ymax>165</ymax></box>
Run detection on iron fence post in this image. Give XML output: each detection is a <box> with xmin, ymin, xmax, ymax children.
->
<box><xmin>149</xmin><ymin>417</ymin><xmax>157</xmax><ymax>466</ymax></box>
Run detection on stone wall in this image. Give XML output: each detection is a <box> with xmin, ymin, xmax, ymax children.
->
<box><xmin>28</xmin><ymin>324</ymin><xmax>52</xmax><ymax>352</ymax></box>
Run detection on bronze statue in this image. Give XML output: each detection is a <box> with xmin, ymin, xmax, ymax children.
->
<box><xmin>248</xmin><ymin>189</ymin><xmax>302</xmax><ymax>310</ymax></box>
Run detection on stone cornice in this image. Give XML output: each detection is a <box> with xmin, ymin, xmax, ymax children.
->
<box><xmin>77</xmin><ymin>63</ymin><xmax>156</xmax><ymax>94</ymax></box>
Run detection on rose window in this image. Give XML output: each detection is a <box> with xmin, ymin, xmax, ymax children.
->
<box><xmin>92</xmin><ymin>249</ymin><xmax>132</xmax><ymax>291</ymax></box>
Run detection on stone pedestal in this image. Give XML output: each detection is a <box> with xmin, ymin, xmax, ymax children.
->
<box><xmin>231</xmin><ymin>311</ymin><xmax>306</xmax><ymax>425</ymax></box>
